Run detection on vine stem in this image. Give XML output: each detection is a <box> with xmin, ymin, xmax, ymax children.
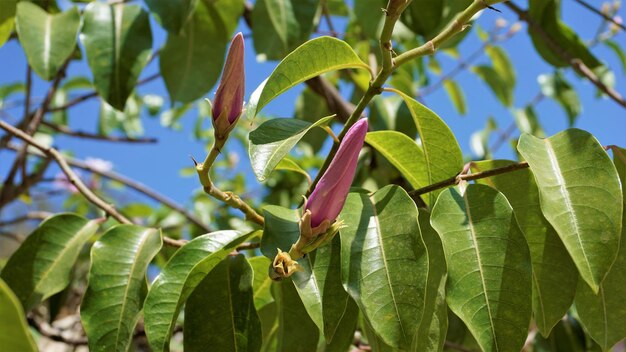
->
<box><xmin>305</xmin><ymin>0</ymin><xmax>508</xmax><ymax>196</ymax></box>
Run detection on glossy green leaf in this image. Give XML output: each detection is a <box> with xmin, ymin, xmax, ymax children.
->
<box><xmin>144</xmin><ymin>230</ymin><xmax>252</xmax><ymax>352</ymax></box>
<box><xmin>538</xmin><ymin>72</ymin><xmax>580</xmax><ymax>126</ymax></box>
<box><xmin>412</xmin><ymin>210</ymin><xmax>448</xmax><ymax>351</ymax></box>
<box><xmin>249</xmin><ymin>256</ymin><xmax>274</xmax><ymax>311</ymax></box>
<box><xmin>1</xmin><ymin>213</ymin><xmax>100</xmax><ymax>310</ymax></box>
<box><xmin>0</xmin><ymin>278</ymin><xmax>37</xmax><ymax>352</ymax></box>
<box><xmin>443</xmin><ymin>79</ymin><xmax>466</xmax><ymax>115</ymax></box>
<box><xmin>251</xmin><ymin>0</ymin><xmax>319</xmax><ymax>61</ymax></box>
<box><xmin>274</xmin><ymin>280</ymin><xmax>319</xmax><ymax>352</ymax></box>
<box><xmin>528</xmin><ymin>0</ymin><xmax>602</xmax><ymax>69</ymax></box>
<box><xmin>81</xmin><ymin>3</ymin><xmax>152</xmax><ymax>110</ymax></box>
<box><xmin>0</xmin><ymin>0</ymin><xmax>17</xmax><ymax>49</ymax></box>
<box><xmin>471</xmin><ymin>65</ymin><xmax>513</xmax><ymax>107</ymax></box>
<box><xmin>15</xmin><ymin>3</ymin><xmax>80</xmax><ymax>80</ymax></box>
<box><xmin>430</xmin><ymin>185</ymin><xmax>532</xmax><ymax>352</ymax></box>
<box><xmin>395</xmin><ymin>90</ymin><xmax>463</xmax><ymax>205</ymax></box>
<box><xmin>80</xmin><ymin>225</ymin><xmax>162</xmax><ymax>352</ymax></box>
<box><xmin>144</xmin><ymin>0</ymin><xmax>197</xmax><ymax>34</ymax></box>
<box><xmin>472</xmin><ymin>160</ymin><xmax>578</xmax><ymax>336</ymax></box>
<box><xmin>254</xmin><ymin>36</ymin><xmax>370</xmax><ymax>116</ymax></box>
<box><xmin>574</xmin><ymin>147</ymin><xmax>626</xmax><ymax>350</ymax></box>
<box><xmin>365</xmin><ymin>130</ymin><xmax>427</xmax><ymax>189</ymax></box>
<box><xmin>248</xmin><ymin>116</ymin><xmax>333</xmax><ymax>182</ymax></box>
<box><xmin>517</xmin><ymin>129</ymin><xmax>622</xmax><ymax>292</ymax></box>
<box><xmin>486</xmin><ymin>45</ymin><xmax>516</xmax><ymax>88</ymax></box>
<box><xmin>184</xmin><ymin>254</ymin><xmax>262</xmax><ymax>352</ymax></box>
<box><xmin>160</xmin><ymin>0</ymin><xmax>229</xmax><ymax>103</ymax></box>
<box><xmin>340</xmin><ymin>185</ymin><xmax>428</xmax><ymax>349</ymax></box>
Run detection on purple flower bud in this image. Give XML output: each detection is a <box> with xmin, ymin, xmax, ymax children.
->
<box><xmin>212</xmin><ymin>32</ymin><xmax>245</xmax><ymax>138</ymax></box>
<box><xmin>306</xmin><ymin>119</ymin><xmax>368</xmax><ymax>227</ymax></box>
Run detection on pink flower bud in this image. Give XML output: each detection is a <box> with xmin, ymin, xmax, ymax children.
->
<box><xmin>306</xmin><ymin>119</ymin><xmax>368</xmax><ymax>227</ymax></box>
<box><xmin>212</xmin><ymin>32</ymin><xmax>245</xmax><ymax>139</ymax></box>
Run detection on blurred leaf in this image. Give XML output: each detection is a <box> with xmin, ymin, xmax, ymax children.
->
<box><xmin>365</xmin><ymin>130</ymin><xmax>427</xmax><ymax>189</ymax></box>
<box><xmin>471</xmin><ymin>65</ymin><xmax>513</xmax><ymax>107</ymax></box>
<box><xmin>143</xmin><ymin>94</ymin><xmax>164</xmax><ymax>116</ymax></box>
<box><xmin>16</xmin><ymin>3</ymin><xmax>80</xmax><ymax>80</ymax></box>
<box><xmin>470</xmin><ymin>116</ymin><xmax>497</xmax><ymax>159</ymax></box>
<box><xmin>340</xmin><ymin>185</ymin><xmax>428</xmax><ymax>349</ymax></box>
<box><xmin>184</xmin><ymin>254</ymin><xmax>262</xmax><ymax>352</ymax></box>
<box><xmin>255</xmin><ymin>36</ymin><xmax>370</xmax><ymax>116</ymax></box>
<box><xmin>1</xmin><ymin>213</ymin><xmax>99</xmax><ymax>310</ymax></box>
<box><xmin>0</xmin><ymin>82</ymin><xmax>25</xmax><ymax>109</ymax></box>
<box><xmin>0</xmin><ymin>278</ymin><xmax>37</xmax><ymax>352</ymax></box>
<box><xmin>431</xmin><ymin>185</ymin><xmax>532</xmax><ymax>352</ymax></box>
<box><xmin>443</xmin><ymin>79</ymin><xmax>466</xmax><ymax>115</ymax></box>
<box><xmin>538</xmin><ymin>72</ymin><xmax>580</xmax><ymax>126</ymax></box>
<box><xmin>275</xmin><ymin>157</ymin><xmax>311</xmax><ymax>184</ymax></box>
<box><xmin>99</xmin><ymin>95</ymin><xmax>143</xmax><ymax>137</ymax></box>
<box><xmin>485</xmin><ymin>45</ymin><xmax>516</xmax><ymax>88</ymax></box>
<box><xmin>396</xmin><ymin>90</ymin><xmax>463</xmax><ymax>205</ymax></box>
<box><xmin>472</xmin><ymin>160</ymin><xmax>578</xmax><ymax>336</ymax></box>
<box><xmin>517</xmin><ymin>129</ymin><xmax>622</xmax><ymax>292</ymax></box>
<box><xmin>604</xmin><ymin>40</ymin><xmax>626</xmax><ymax>74</ymax></box>
<box><xmin>249</xmin><ymin>256</ymin><xmax>274</xmax><ymax>311</ymax></box>
<box><xmin>251</xmin><ymin>0</ymin><xmax>319</xmax><ymax>61</ymax></box>
<box><xmin>274</xmin><ymin>280</ymin><xmax>319</xmax><ymax>351</ymax></box>
<box><xmin>0</xmin><ymin>0</ymin><xmax>17</xmax><ymax>49</ymax></box>
<box><xmin>294</xmin><ymin>87</ymin><xmax>332</xmax><ymax>152</ymax></box>
<box><xmin>574</xmin><ymin>146</ymin><xmax>626</xmax><ymax>350</ymax></box>
<box><xmin>144</xmin><ymin>0</ymin><xmax>197</xmax><ymax>34</ymax></box>
<box><xmin>514</xmin><ymin>105</ymin><xmax>545</xmax><ymax>137</ymax></box>
<box><xmin>354</xmin><ymin>0</ymin><xmax>385</xmax><ymax>39</ymax></box>
<box><xmin>81</xmin><ymin>226</ymin><xmax>162</xmax><ymax>352</ymax></box>
<box><xmin>248</xmin><ymin>116</ymin><xmax>333</xmax><ymax>181</ymax></box>
<box><xmin>144</xmin><ymin>230</ymin><xmax>253</xmax><ymax>351</ymax></box>
<box><xmin>412</xmin><ymin>210</ymin><xmax>448</xmax><ymax>351</ymax></box>
<box><xmin>528</xmin><ymin>0</ymin><xmax>602</xmax><ymax>69</ymax></box>
<box><xmin>81</xmin><ymin>3</ymin><xmax>152</xmax><ymax>110</ymax></box>
<box><xmin>401</xmin><ymin>0</ymin><xmax>444</xmax><ymax>36</ymax></box>
<box><xmin>160</xmin><ymin>0</ymin><xmax>233</xmax><ymax>103</ymax></box>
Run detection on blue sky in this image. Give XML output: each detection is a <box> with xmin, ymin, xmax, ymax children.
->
<box><xmin>0</xmin><ymin>0</ymin><xmax>624</xmax><ymax>212</ymax></box>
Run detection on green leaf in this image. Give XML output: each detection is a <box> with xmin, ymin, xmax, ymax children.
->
<box><xmin>248</xmin><ymin>116</ymin><xmax>333</xmax><ymax>182</ymax></box>
<box><xmin>471</xmin><ymin>65</ymin><xmax>513</xmax><ymax>107</ymax></box>
<box><xmin>517</xmin><ymin>129</ymin><xmax>622</xmax><ymax>292</ymax></box>
<box><xmin>574</xmin><ymin>146</ymin><xmax>626</xmax><ymax>350</ymax></box>
<box><xmin>144</xmin><ymin>0</ymin><xmax>197</xmax><ymax>34</ymax></box>
<box><xmin>249</xmin><ymin>256</ymin><xmax>274</xmax><ymax>311</ymax></box>
<box><xmin>472</xmin><ymin>160</ymin><xmax>578</xmax><ymax>337</ymax></box>
<box><xmin>81</xmin><ymin>3</ymin><xmax>153</xmax><ymax>110</ymax></box>
<box><xmin>274</xmin><ymin>157</ymin><xmax>312</xmax><ymax>183</ymax></box>
<box><xmin>323</xmin><ymin>295</ymin><xmax>359</xmax><ymax>351</ymax></box>
<box><xmin>0</xmin><ymin>0</ymin><xmax>17</xmax><ymax>49</ymax></box>
<box><xmin>160</xmin><ymin>0</ymin><xmax>229</xmax><ymax>103</ymax></box>
<box><xmin>143</xmin><ymin>230</ymin><xmax>253</xmax><ymax>352</ymax></box>
<box><xmin>184</xmin><ymin>254</ymin><xmax>262</xmax><ymax>352</ymax></box>
<box><xmin>251</xmin><ymin>0</ymin><xmax>320</xmax><ymax>61</ymax></box>
<box><xmin>395</xmin><ymin>90</ymin><xmax>463</xmax><ymax>205</ymax></box>
<box><xmin>15</xmin><ymin>3</ymin><xmax>80</xmax><ymax>80</ymax></box>
<box><xmin>430</xmin><ymin>185</ymin><xmax>532</xmax><ymax>352</ymax></box>
<box><xmin>470</xmin><ymin>116</ymin><xmax>497</xmax><ymax>160</ymax></box>
<box><xmin>412</xmin><ymin>210</ymin><xmax>448</xmax><ymax>351</ymax></box>
<box><xmin>339</xmin><ymin>185</ymin><xmax>428</xmax><ymax>349</ymax></box>
<box><xmin>485</xmin><ymin>45</ymin><xmax>516</xmax><ymax>88</ymax></box>
<box><xmin>80</xmin><ymin>225</ymin><xmax>162</xmax><ymax>352</ymax></box>
<box><xmin>401</xmin><ymin>0</ymin><xmax>444</xmax><ymax>36</ymax></box>
<box><xmin>514</xmin><ymin>105</ymin><xmax>545</xmax><ymax>137</ymax></box>
<box><xmin>604</xmin><ymin>40</ymin><xmax>626</xmax><ymax>74</ymax></box>
<box><xmin>354</xmin><ymin>0</ymin><xmax>385</xmax><ymax>39</ymax></box>
<box><xmin>1</xmin><ymin>213</ymin><xmax>100</xmax><ymax>310</ymax></box>
<box><xmin>528</xmin><ymin>0</ymin><xmax>602</xmax><ymax>69</ymax></box>
<box><xmin>274</xmin><ymin>280</ymin><xmax>319</xmax><ymax>352</ymax></box>
<box><xmin>0</xmin><ymin>278</ymin><xmax>37</xmax><ymax>352</ymax></box>
<box><xmin>538</xmin><ymin>72</ymin><xmax>580</xmax><ymax>126</ymax></box>
<box><xmin>365</xmin><ymin>130</ymin><xmax>428</xmax><ymax>189</ymax></box>
<box><xmin>443</xmin><ymin>79</ymin><xmax>467</xmax><ymax>115</ymax></box>
<box><xmin>254</xmin><ymin>36</ymin><xmax>370</xmax><ymax>116</ymax></box>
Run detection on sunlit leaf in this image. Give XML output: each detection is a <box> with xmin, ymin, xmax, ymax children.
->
<box><xmin>1</xmin><ymin>213</ymin><xmax>100</xmax><ymax>310</ymax></box>
<box><xmin>431</xmin><ymin>184</ymin><xmax>532</xmax><ymax>352</ymax></box>
<box><xmin>0</xmin><ymin>0</ymin><xmax>17</xmax><ymax>49</ymax></box>
<box><xmin>471</xmin><ymin>65</ymin><xmax>513</xmax><ymax>107</ymax></box>
<box><xmin>443</xmin><ymin>79</ymin><xmax>467</xmax><ymax>115</ymax></box>
<box><xmin>517</xmin><ymin>129</ymin><xmax>622</xmax><ymax>292</ymax></box>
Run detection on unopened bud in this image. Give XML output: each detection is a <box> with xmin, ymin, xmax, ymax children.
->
<box><xmin>509</xmin><ymin>22</ymin><xmax>522</xmax><ymax>34</ymax></box>
<box><xmin>211</xmin><ymin>32</ymin><xmax>245</xmax><ymax>140</ymax></box>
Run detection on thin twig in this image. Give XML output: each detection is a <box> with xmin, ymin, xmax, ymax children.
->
<box><xmin>409</xmin><ymin>161</ymin><xmax>529</xmax><ymax>197</ymax></box>
<box><xmin>41</xmin><ymin>120</ymin><xmax>158</xmax><ymax>144</ymax></box>
<box><xmin>505</xmin><ymin>1</ymin><xmax>626</xmax><ymax>109</ymax></box>
<box><xmin>573</xmin><ymin>0</ymin><xmax>625</xmax><ymax>32</ymax></box>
